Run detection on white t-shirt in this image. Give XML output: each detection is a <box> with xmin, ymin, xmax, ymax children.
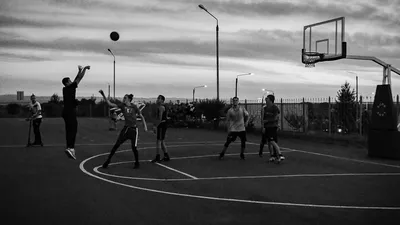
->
<box><xmin>29</xmin><ymin>102</ymin><xmax>42</xmax><ymax>119</ymax></box>
<box><xmin>226</xmin><ymin>106</ymin><xmax>249</xmax><ymax>132</ymax></box>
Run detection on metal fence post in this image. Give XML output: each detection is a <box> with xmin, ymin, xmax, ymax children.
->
<box><xmin>397</xmin><ymin>94</ymin><xmax>399</xmax><ymax>118</ymax></box>
<box><xmin>328</xmin><ymin>96</ymin><xmax>331</xmax><ymax>136</ymax></box>
<box><xmin>280</xmin><ymin>98</ymin><xmax>283</xmax><ymax>131</ymax></box>
<box><xmin>359</xmin><ymin>96</ymin><xmax>363</xmax><ymax>135</ymax></box>
<box><xmin>303</xmin><ymin>97</ymin><xmax>306</xmax><ymax>133</ymax></box>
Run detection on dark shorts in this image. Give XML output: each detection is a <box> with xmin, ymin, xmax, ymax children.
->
<box><xmin>262</xmin><ymin>127</ymin><xmax>278</xmax><ymax>143</ymax></box>
<box><xmin>117</xmin><ymin>126</ymin><xmax>138</xmax><ymax>147</ymax></box>
<box><xmin>226</xmin><ymin>131</ymin><xmax>247</xmax><ymax>143</ymax></box>
<box><xmin>157</xmin><ymin>122</ymin><xmax>167</xmax><ymax>140</ymax></box>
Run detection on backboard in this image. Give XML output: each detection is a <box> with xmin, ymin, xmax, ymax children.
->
<box><xmin>302</xmin><ymin>17</ymin><xmax>347</xmax><ymax>67</ymax></box>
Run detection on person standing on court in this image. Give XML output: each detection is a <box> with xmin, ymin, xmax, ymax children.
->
<box><xmin>259</xmin><ymin>94</ymin><xmax>285</xmax><ymax>162</ymax></box>
<box><xmin>62</xmin><ymin>65</ymin><xmax>90</xmax><ymax>160</ymax></box>
<box><xmin>99</xmin><ymin>90</ymin><xmax>148</xmax><ymax>169</ymax></box>
<box><xmin>151</xmin><ymin>95</ymin><xmax>170</xmax><ymax>163</ymax></box>
<box><xmin>219</xmin><ymin>96</ymin><xmax>249</xmax><ymax>160</ymax></box>
<box><xmin>27</xmin><ymin>94</ymin><xmax>43</xmax><ymax>146</ymax></box>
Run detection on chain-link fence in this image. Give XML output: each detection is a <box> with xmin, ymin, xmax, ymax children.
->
<box><xmin>2</xmin><ymin>95</ymin><xmax>399</xmax><ymax>138</ymax></box>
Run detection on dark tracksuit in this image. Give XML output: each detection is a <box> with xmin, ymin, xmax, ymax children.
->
<box><xmin>62</xmin><ymin>82</ymin><xmax>78</xmax><ymax>149</ymax></box>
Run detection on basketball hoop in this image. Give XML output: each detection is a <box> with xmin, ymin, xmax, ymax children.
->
<box><xmin>303</xmin><ymin>52</ymin><xmax>324</xmax><ymax>68</ymax></box>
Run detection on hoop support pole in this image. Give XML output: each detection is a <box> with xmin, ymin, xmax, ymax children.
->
<box><xmin>346</xmin><ymin>55</ymin><xmax>400</xmax><ymax>85</ymax></box>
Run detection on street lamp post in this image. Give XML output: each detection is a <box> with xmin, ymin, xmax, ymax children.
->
<box><xmin>199</xmin><ymin>4</ymin><xmax>219</xmax><ymax>101</ymax></box>
<box><xmin>108</xmin><ymin>49</ymin><xmax>116</xmax><ymax>99</ymax></box>
<box><xmin>193</xmin><ymin>85</ymin><xmax>207</xmax><ymax>103</ymax></box>
<box><xmin>235</xmin><ymin>73</ymin><xmax>253</xmax><ymax>97</ymax></box>
<box><xmin>261</xmin><ymin>89</ymin><xmax>274</xmax><ymax>104</ymax></box>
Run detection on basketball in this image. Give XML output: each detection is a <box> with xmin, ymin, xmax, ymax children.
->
<box><xmin>110</xmin><ymin>31</ymin><xmax>119</xmax><ymax>41</ymax></box>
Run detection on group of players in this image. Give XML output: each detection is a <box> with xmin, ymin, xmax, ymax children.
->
<box><xmin>26</xmin><ymin>65</ymin><xmax>284</xmax><ymax>169</ymax></box>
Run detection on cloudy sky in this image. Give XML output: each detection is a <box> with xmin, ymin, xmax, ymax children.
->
<box><xmin>0</xmin><ymin>0</ymin><xmax>399</xmax><ymax>101</ymax></box>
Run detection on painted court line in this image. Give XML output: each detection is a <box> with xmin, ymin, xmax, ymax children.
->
<box><xmin>80</xmin><ymin>152</ymin><xmax>400</xmax><ymax>210</ymax></box>
<box><xmin>105</xmin><ymin>149</ymin><xmax>294</xmax><ymax>167</ymax></box>
<box><xmin>82</xmin><ymin>143</ymin><xmax>226</xmax><ymax>160</ymax></box>
<box><xmin>81</xmin><ymin>144</ymin><xmax>400</xmax><ymax>210</ymax></box>
<box><xmin>155</xmin><ymin>163</ymin><xmax>198</xmax><ymax>180</ymax></box>
<box><xmin>94</xmin><ymin>166</ymin><xmax>400</xmax><ymax>182</ymax></box>
<box><xmin>0</xmin><ymin>141</ymin><xmax>225</xmax><ymax>148</ymax></box>
<box><xmin>94</xmin><ymin>150</ymin><xmax>294</xmax><ymax>181</ymax></box>
<box><xmin>247</xmin><ymin>142</ymin><xmax>400</xmax><ymax>169</ymax></box>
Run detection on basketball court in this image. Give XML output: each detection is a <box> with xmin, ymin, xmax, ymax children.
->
<box><xmin>2</xmin><ymin>117</ymin><xmax>400</xmax><ymax>224</ymax></box>
<box><xmin>2</xmin><ymin>16</ymin><xmax>400</xmax><ymax>225</ymax></box>
<box><xmin>82</xmin><ymin>141</ymin><xmax>400</xmax><ymax>210</ymax></box>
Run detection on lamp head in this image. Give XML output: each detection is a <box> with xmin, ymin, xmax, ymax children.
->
<box><xmin>198</xmin><ymin>4</ymin><xmax>207</xmax><ymax>11</ymax></box>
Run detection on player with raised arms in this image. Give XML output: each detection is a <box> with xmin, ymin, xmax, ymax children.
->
<box><xmin>62</xmin><ymin>65</ymin><xmax>90</xmax><ymax>159</ymax></box>
<box><xmin>99</xmin><ymin>90</ymin><xmax>148</xmax><ymax>169</ymax></box>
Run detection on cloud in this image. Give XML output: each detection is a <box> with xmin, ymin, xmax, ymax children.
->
<box><xmin>0</xmin><ymin>15</ymin><xmax>62</xmax><ymax>28</ymax></box>
<box><xmin>0</xmin><ymin>52</ymin><xmax>51</xmax><ymax>62</ymax></box>
<box><xmin>1</xmin><ymin>26</ymin><xmax>399</xmax><ymax>70</ymax></box>
<box><xmin>181</xmin><ymin>0</ymin><xmax>400</xmax><ymax>30</ymax></box>
<box><xmin>1</xmin><ymin>0</ymin><xmax>399</xmax><ymax>98</ymax></box>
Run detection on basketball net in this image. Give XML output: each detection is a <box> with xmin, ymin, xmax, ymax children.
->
<box><xmin>304</xmin><ymin>52</ymin><xmax>323</xmax><ymax>68</ymax></box>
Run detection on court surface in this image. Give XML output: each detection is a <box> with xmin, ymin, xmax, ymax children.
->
<box><xmin>1</xmin><ymin>118</ymin><xmax>400</xmax><ymax>225</ymax></box>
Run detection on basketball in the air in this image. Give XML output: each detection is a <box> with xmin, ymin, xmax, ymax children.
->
<box><xmin>110</xmin><ymin>31</ymin><xmax>119</xmax><ymax>41</ymax></box>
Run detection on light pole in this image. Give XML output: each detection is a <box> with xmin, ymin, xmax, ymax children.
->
<box><xmin>261</xmin><ymin>89</ymin><xmax>274</xmax><ymax>104</ymax></box>
<box><xmin>108</xmin><ymin>48</ymin><xmax>115</xmax><ymax>99</ymax></box>
<box><xmin>235</xmin><ymin>73</ymin><xmax>253</xmax><ymax>97</ymax></box>
<box><xmin>193</xmin><ymin>85</ymin><xmax>207</xmax><ymax>103</ymax></box>
<box><xmin>199</xmin><ymin>4</ymin><xmax>219</xmax><ymax>101</ymax></box>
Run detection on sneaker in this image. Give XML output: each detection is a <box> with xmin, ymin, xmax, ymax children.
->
<box><xmin>162</xmin><ymin>153</ymin><xmax>170</xmax><ymax>162</ymax></box>
<box><xmin>259</xmin><ymin>150</ymin><xmax>263</xmax><ymax>158</ymax></box>
<box><xmin>151</xmin><ymin>154</ymin><xmax>161</xmax><ymax>163</ymax></box>
<box><xmin>65</xmin><ymin>148</ymin><xmax>76</xmax><ymax>160</ymax></box>
<box><xmin>32</xmin><ymin>142</ymin><xmax>44</xmax><ymax>146</ymax></box>
<box><xmin>78</xmin><ymin>65</ymin><xmax>83</xmax><ymax>71</ymax></box>
<box><xmin>268</xmin><ymin>156</ymin><xmax>276</xmax><ymax>162</ymax></box>
<box><xmin>240</xmin><ymin>153</ymin><xmax>245</xmax><ymax>160</ymax></box>
<box><xmin>133</xmin><ymin>162</ymin><xmax>140</xmax><ymax>169</ymax></box>
<box><xmin>218</xmin><ymin>152</ymin><xmax>224</xmax><ymax>160</ymax></box>
<box><xmin>85</xmin><ymin>65</ymin><xmax>91</xmax><ymax>70</ymax></box>
<box><xmin>279</xmin><ymin>154</ymin><xmax>285</xmax><ymax>160</ymax></box>
<box><xmin>102</xmin><ymin>160</ymin><xmax>110</xmax><ymax>169</ymax></box>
